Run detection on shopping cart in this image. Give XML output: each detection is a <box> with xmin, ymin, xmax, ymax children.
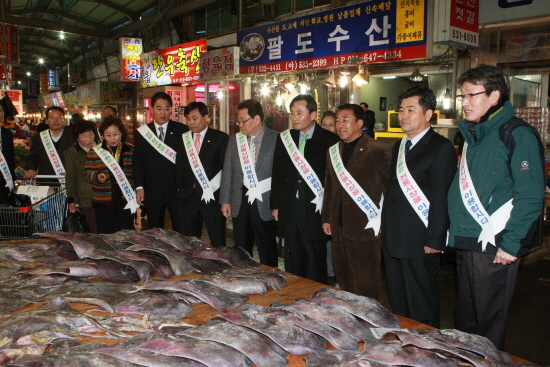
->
<box><xmin>0</xmin><ymin>175</ymin><xmax>67</xmax><ymax>240</ymax></box>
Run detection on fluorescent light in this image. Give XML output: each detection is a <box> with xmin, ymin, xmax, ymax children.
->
<box><xmin>383</xmin><ymin>76</ymin><xmax>396</xmax><ymax>79</ymax></box>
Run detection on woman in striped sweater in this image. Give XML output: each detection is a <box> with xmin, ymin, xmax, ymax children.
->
<box><xmin>85</xmin><ymin>116</ymin><xmax>135</xmax><ymax>233</ymax></box>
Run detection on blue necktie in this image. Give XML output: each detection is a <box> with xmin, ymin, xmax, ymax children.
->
<box><xmin>405</xmin><ymin>139</ymin><xmax>412</xmax><ymax>154</ymax></box>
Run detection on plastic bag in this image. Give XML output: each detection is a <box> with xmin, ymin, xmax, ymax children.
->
<box><xmin>63</xmin><ymin>210</ymin><xmax>90</xmax><ymax>233</ymax></box>
<box><xmin>8</xmin><ymin>192</ymin><xmax>32</xmax><ymax>208</ymax></box>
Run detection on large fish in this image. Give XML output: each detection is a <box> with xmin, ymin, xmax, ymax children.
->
<box><xmin>87</xmin><ymin>233</ymin><xmax>131</xmax><ymax>250</ymax></box>
<box><xmin>215</xmin><ymin>305</ymin><xmax>326</xmax><ymax>356</ymax></box>
<box><xmin>185</xmin><ymin>256</ymin><xmax>232</xmax><ymax>275</ymax></box>
<box><xmin>178</xmin><ymin>318</ymin><xmax>288</xmax><ymax>367</ymax></box>
<box><xmin>80</xmin><ymin>251</ymin><xmax>154</xmax><ymax>283</ymax></box>
<box><xmin>0</xmin><ymin>243</ymin><xmax>69</xmax><ymax>264</ymax></box>
<box><xmin>133</xmin><ymin>336</ymin><xmax>253</xmax><ymax>367</ymax></box>
<box><xmin>115</xmin><ymin>291</ymin><xmax>194</xmax><ymax>321</ymax></box>
<box><xmin>192</xmin><ymin>246</ymin><xmax>261</xmax><ymax>268</ymax></box>
<box><xmin>222</xmin><ymin>268</ymin><xmax>287</xmax><ymax>290</ymax></box>
<box><xmin>36</xmin><ymin>232</ymin><xmax>113</xmax><ymax>257</ymax></box>
<box><xmin>111</xmin><ymin>250</ymin><xmax>175</xmax><ymax>279</ymax></box>
<box><xmin>95</xmin><ymin>347</ymin><xmax>208</xmax><ymax>367</ymax></box>
<box><xmin>272</xmin><ymin>299</ymin><xmax>374</xmax><ymax>341</ymax></box>
<box><xmin>311</xmin><ymin>288</ymin><xmax>400</xmax><ymax>328</ymax></box>
<box><xmin>125</xmin><ymin>243</ymin><xmax>194</xmax><ymax>277</ymax></box>
<box><xmin>144</xmin><ymin>228</ymin><xmax>206</xmax><ymax>252</ymax></box>
<box><xmin>137</xmin><ymin>280</ymin><xmax>249</xmax><ymax>312</ymax></box>
<box><xmin>195</xmin><ymin>276</ymin><xmax>269</xmax><ymax>296</ymax></box>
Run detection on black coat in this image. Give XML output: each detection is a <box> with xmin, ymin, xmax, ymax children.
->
<box><xmin>133</xmin><ymin>120</ymin><xmax>189</xmax><ymax>204</ymax></box>
<box><xmin>0</xmin><ymin>127</ymin><xmax>15</xmax><ymax>188</ymax></box>
<box><xmin>175</xmin><ymin>128</ymin><xmax>229</xmax><ymax>208</ymax></box>
<box><xmin>26</xmin><ymin>130</ymin><xmax>75</xmax><ymax>175</ymax></box>
<box><xmin>382</xmin><ymin>128</ymin><xmax>457</xmax><ymax>258</ymax></box>
<box><xmin>271</xmin><ymin>125</ymin><xmax>340</xmax><ymax>241</ymax></box>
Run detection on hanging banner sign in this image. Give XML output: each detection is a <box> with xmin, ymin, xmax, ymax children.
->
<box><xmin>0</xmin><ymin>64</ymin><xmax>14</xmax><ymax>82</ymax></box>
<box><xmin>120</xmin><ymin>37</ymin><xmax>142</xmax><ymax>82</ymax></box>
<box><xmin>201</xmin><ymin>47</ymin><xmax>239</xmax><ymax>79</ymax></box>
<box><xmin>434</xmin><ymin>0</ymin><xmax>479</xmax><ymax>48</ymax></box>
<box><xmin>47</xmin><ymin>69</ymin><xmax>60</xmax><ymax>90</ymax></box>
<box><xmin>0</xmin><ymin>25</ymin><xmax>19</xmax><ymax>64</ymax></box>
<box><xmin>68</xmin><ymin>63</ymin><xmax>81</xmax><ymax>86</ymax></box>
<box><xmin>237</xmin><ymin>0</ymin><xmax>427</xmax><ymax>74</ymax></box>
<box><xmin>141</xmin><ymin>39</ymin><xmax>207</xmax><ymax>87</ymax></box>
<box><xmin>28</xmin><ymin>79</ymin><xmax>39</xmax><ymax>95</ymax></box>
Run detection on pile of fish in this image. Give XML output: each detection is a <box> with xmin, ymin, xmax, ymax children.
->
<box><xmin>0</xmin><ymin>231</ymin><xmax>540</xmax><ymax>366</ymax></box>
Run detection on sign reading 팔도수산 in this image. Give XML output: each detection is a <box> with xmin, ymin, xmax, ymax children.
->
<box><xmin>237</xmin><ymin>0</ymin><xmax>427</xmax><ymax>74</ymax></box>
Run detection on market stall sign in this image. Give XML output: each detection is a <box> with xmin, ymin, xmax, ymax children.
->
<box><xmin>141</xmin><ymin>39</ymin><xmax>207</xmax><ymax>87</ymax></box>
<box><xmin>201</xmin><ymin>47</ymin><xmax>239</xmax><ymax>79</ymax></box>
<box><xmin>120</xmin><ymin>38</ymin><xmax>142</xmax><ymax>82</ymax></box>
<box><xmin>166</xmin><ymin>88</ymin><xmax>183</xmax><ymax>122</ymax></box>
<box><xmin>1</xmin><ymin>90</ymin><xmax>22</xmax><ymax>115</ymax></box>
<box><xmin>99</xmin><ymin>81</ymin><xmax>133</xmax><ymax>104</ymax></box>
<box><xmin>48</xmin><ymin>69</ymin><xmax>60</xmax><ymax>91</ymax></box>
<box><xmin>65</xmin><ymin>91</ymin><xmax>78</xmax><ymax>111</ymax></box>
<box><xmin>0</xmin><ymin>64</ymin><xmax>14</xmax><ymax>83</ymax></box>
<box><xmin>28</xmin><ymin>79</ymin><xmax>39</xmax><ymax>95</ymax></box>
<box><xmin>68</xmin><ymin>63</ymin><xmax>81</xmax><ymax>86</ymax></box>
<box><xmin>434</xmin><ymin>0</ymin><xmax>479</xmax><ymax>48</ymax></box>
<box><xmin>76</xmin><ymin>81</ymin><xmax>99</xmax><ymax>106</ymax></box>
<box><xmin>0</xmin><ymin>25</ymin><xmax>19</xmax><ymax>64</ymax></box>
<box><xmin>237</xmin><ymin>0</ymin><xmax>427</xmax><ymax>74</ymax></box>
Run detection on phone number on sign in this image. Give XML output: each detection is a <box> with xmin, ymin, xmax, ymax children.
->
<box><xmin>452</xmin><ymin>30</ymin><xmax>477</xmax><ymax>44</ymax></box>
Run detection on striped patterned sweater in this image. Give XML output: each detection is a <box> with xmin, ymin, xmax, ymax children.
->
<box><xmin>85</xmin><ymin>141</ymin><xmax>134</xmax><ymax>208</ymax></box>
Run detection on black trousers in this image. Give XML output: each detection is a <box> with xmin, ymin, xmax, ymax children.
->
<box><xmin>178</xmin><ymin>191</ymin><xmax>226</xmax><ymax>247</ymax></box>
<box><xmin>94</xmin><ymin>204</ymin><xmax>134</xmax><ymax>234</ymax></box>
<box><xmin>283</xmin><ymin>212</ymin><xmax>328</xmax><ymax>285</ymax></box>
<box><xmin>455</xmin><ymin>249</ymin><xmax>520</xmax><ymax>351</ymax></box>
<box><xmin>147</xmin><ymin>197</ymin><xmax>182</xmax><ymax>234</ymax></box>
<box><xmin>383</xmin><ymin>247</ymin><xmax>441</xmax><ymax>328</ymax></box>
<box><xmin>233</xmin><ymin>188</ymin><xmax>278</xmax><ymax>267</ymax></box>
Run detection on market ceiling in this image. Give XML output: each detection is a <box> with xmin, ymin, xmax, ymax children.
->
<box><xmin>5</xmin><ymin>0</ymin><xmax>216</xmax><ymax>82</ymax></box>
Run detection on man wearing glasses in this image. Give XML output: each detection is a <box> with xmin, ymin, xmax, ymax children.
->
<box><xmin>26</xmin><ymin>106</ymin><xmax>74</xmax><ymax>181</ymax></box>
<box><xmin>220</xmin><ymin>99</ymin><xmax>279</xmax><ymax>267</ymax></box>
<box><xmin>448</xmin><ymin>64</ymin><xmax>544</xmax><ymax>350</ymax></box>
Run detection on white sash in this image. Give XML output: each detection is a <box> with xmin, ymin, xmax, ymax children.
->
<box><xmin>281</xmin><ymin>129</ymin><xmax>324</xmax><ymax>213</ymax></box>
<box><xmin>236</xmin><ymin>132</ymin><xmax>271</xmax><ymax>204</ymax></box>
<box><xmin>459</xmin><ymin>142</ymin><xmax>513</xmax><ymax>251</ymax></box>
<box><xmin>93</xmin><ymin>144</ymin><xmax>139</xmax><ymax>214</ymax></box>
<box><xmin>329</xmin><ymin>143</ymin><xmax>383</xmax><ymax>235</ymax></box>
<box><xmin>0</xmin><ymin>150</ymin><xmax>13</xmax><ymax>190</ymax></box>
<box><xmin>137</xmin><ymin>125</ymin><xmax>176</xmax><ymax>164</ymax></box>
<box><xmin>182</xmin><ymin>132</ymin><xmax>221</xmax><ymax>204</ymax></box>
<box><xmin>40</xmin><ymin>130</ymin><xmax>65</xmax><ymax>184</ymax></box>
<box><xmin>396</xmin><ymin>136</ymin><xmax>430</xmax><ymax>227</ymax></box>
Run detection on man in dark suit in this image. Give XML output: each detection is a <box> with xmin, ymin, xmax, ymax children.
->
<box><xmin>220</xmin><ymin>99</ymin><xmax>279</xmax><ymax>267</ymax></box>
<box><xmin>360</xmin><ymin>102</ymin><xmax>375</xmax><ymax>138</ymax></box>
<box><xmin>176</xmin><ymin>101</ymin><xmax>228</xmax><ymax>247</ymax></box>
<box><xmin>382</xmin><ymin>86</ymin><xmax>457</xmax><ymax>328</ymax></box>
<box><xmin>133</xmin><ymin>92</ymin><xmax>189</xmax><ymax>233</ymax></box>
<box><xmin>322</xmin><ymin>103</ymin><xmax>391</xmax><ymax>300</ymax></box>
<box><xmin>0</xmin><ymin>103</ymin><xmax>15</xmax><ymax>198</ymax></box>
<box><xmin>271</xmin><ymin>95</ymin><xmax>339</xmax><ymax>284</ymax></box>
<box><xmin>25</xmin><ymin>106</ymin><xmax>74</xmax><ymax>182</ymax></box>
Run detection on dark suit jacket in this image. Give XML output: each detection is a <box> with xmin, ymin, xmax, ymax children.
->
<box><xmin>26</xmin><ymin>130</ymin><xmax>75</xmax><ymax>175</ymax></box>
<box><xmin>271</xmin><ymin>125</ymin><xmax>340</xmax><ymax>240</ymax></box>
<box><xmin>0</xmin><ymin>127</ymin><xmax>15</xmax><ymax>188</ymax></box>
<box><xmin>364</xmin><ymin>110</ymin><xmax>376</xmax><ymax>131</ymax></box>
<box><xmin>133</xmin><ymin>120</ymin><xmax>189</xmax><ymax>203</ymax></box>
<box><xmin>322</xmin><ymin>134</ymin><xmax>391</xmax><ymax>241</ymax></box>
<box><xmin>382</xmin><ymin>128</ymin><xmax>457</xmax><ymax>258</ymax></box>
<box><xmin>175</xmin><ymin>128</ymin><xmax>229</xmax><ymax>208</ymax></box>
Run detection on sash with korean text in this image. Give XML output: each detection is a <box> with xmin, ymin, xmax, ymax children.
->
<box><xmin>40</xmin><ymin>130</ymin><xmax>65</xmax><ymax>184</ymax></box>
<box><xmin>182</xmin><ymin>132</ymin><xmax>221</xmax><ymax>204</ymax></box>
<box><xmin>0</xmin><ymin>150</ymin><xmax>13</xmax><ymax>190</ymax></box>
<box><xmin>93</xmin><ymin>144</ymin><xmax>139</xmax><ymax>214</ymax></box>
<box><xmin>281</xmin><ymin>129</ymin><xmax>323</xmax><ymax>213</ymax></box>
<box><xmin>396</xmin><ymin>136</ymin><xmax>429</xmax><ymax>227</ymax></box>
<box><xmin>137</xmin><ymin>125</ymin><xmax>176</xmax><ymax>164</ymax></box>
<box><xmin>236</xmin><ymin>132</ymin><xmax>271</xmax><ymax>204</ymax></box>
<box><xmin>329</xmin><ymin>143</ymin><xmax>383</xmax><ymax>235</ymax></box>
<box><xmin>459</xmin><ymin>142</ymin><xmax>513</xmax><ymax>251</ymax></box>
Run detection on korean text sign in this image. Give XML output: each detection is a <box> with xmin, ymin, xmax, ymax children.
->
<box><xmin>237</xmin><ymin>0</ymin><xmax>427</xmax><ymax>74</ymax></box>
<box><xmin>141</xmin><ymin>39</ymin><xmax>207</xmax><ymax>87</ymax></box>
<box><xmin>450</xmin><ymin>0</ymin><xmax>479</xmax><ymax>47</ymax></box>
<box><xmin>120</xmin><ymin>38</ymin><xmax>142</xmax><ymax>82</ymax></box>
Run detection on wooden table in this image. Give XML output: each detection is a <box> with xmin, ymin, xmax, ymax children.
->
<box><xmin>15</xmin><ymin>267</ymin><xmax>534</xmax><ymax>365</ymax></box>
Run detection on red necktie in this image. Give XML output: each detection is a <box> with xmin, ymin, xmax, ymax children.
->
<box><xmin>194</xmin><ymin>133</ymin><xmax>201</xmax><ymax>153</ymax></box>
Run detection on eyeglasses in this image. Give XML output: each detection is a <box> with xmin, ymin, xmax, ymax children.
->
<box><xmin>456</xmin><ymin>91</ymin><xmax>486</xmax><ymax>101</ymax></box>
<box><xmin>235</xmin><ymin>117</ymin><xmax>252</xmax><ymax>126</ymax></box>
<box><xmin>48</xmin><ymin>115</ymin><xmax>64</xmax><ymax>120</ymax></box>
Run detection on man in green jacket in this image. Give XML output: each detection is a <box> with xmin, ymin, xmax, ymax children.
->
<box><xmin>448</xmin><ymin>64</ymin><xmax>544</xmax><ymax>350</ymax></box>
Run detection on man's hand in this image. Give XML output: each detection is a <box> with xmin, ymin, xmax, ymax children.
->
<box><xmin>97</xmin><ymin>173</ymin><xmax>108</xmax><ymax>184</ymax></box>
<box><xmin>221</xmin><ymin>204</ymin><xmax>232</xmax><ymax>218</ymax></box>
<box><xmin>493</xmin><ymin>248</ymin><xmax>518</xmax><ymax>265</ymax></box>
<box><xmin>272</xmin><ymin>209</ymin><xmax>278</xmax><ymax>221</ymax></box>
<box><xmin>68</xmin><ymin>203</ymin><xmax>76</xmax><ymax>213</ymax></box>
<box><xmin>25</xmin><ymin>169</ymin><xmax>37</xmax><ymax>179</ymax></box>
<box><xmin>136</xmin><ymin>188</ymin><xmax>145</xmax><ymax>206</ymax></box>
<box><xmin>322</xmin><ymin>223</ymin><xmax>331</xmax><ymax>236</ymax></box>
<box><xmin>424</xmin><ymin>246</ymin><xmax>442</xmax><ymax>254</ymax></box>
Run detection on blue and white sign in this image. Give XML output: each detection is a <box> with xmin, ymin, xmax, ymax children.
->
<box><xmin>47</xmin><ymin>68</ymin><xmax>60</xmax><ymax>90</ymax></box>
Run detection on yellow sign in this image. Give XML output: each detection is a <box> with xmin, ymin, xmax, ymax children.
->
<box><xmin>396</xmin><ymin>0</ymin><xmax>424</xmax><ymax>44</ymax></box>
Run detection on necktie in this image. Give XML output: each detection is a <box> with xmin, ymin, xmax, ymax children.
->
<box><xmin>194</xmin><ymin>133</ymin><xmax>201</xmax><ymax>153</ymax></box>
<box><xmin>158</xmin><ymin>126</ymin><xmax>165</xmax><ymax>142</ymax></box>
<box><xmin>300</xmin><ymin>133</ymin><xmax>308</xmax><ymax>155</ymax></box>
<box><xmin>405</xmin><ymin>139</ymin><xmax>412</xmax><ymax>154</ymax></box>
<box><xmin>249</xmin><ymin>136</ymin><xmax>256</xmax><ymax>166</ymax></box>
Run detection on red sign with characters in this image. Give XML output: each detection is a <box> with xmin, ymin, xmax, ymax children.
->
<box><xmin>450</xmin><ymin>0</ymin><xmax>479</xmax><ymax>47</ymax></box>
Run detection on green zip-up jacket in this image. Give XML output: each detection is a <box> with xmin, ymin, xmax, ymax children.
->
<box><xmin>448</xmin><ymin>101</ymin><xmax>544</xmax><ymax>257</ymax></box>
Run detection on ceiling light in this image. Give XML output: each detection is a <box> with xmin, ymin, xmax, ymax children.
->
<box><xmin>443</xmin><ymin>88</ymin><xmax>452</xmax><ymax>109</ymax></box>
<box><xmin>409</xmin><ymin>68</ymin><xmax>423</xmax><ymax>82</ymax></box>
<box><xmin>261</xmin><ymin>84</ymin><xmax>270</xmax><ymax>96</ymax></box>
<box><xmin>38</xmin><ymin>58</ymin><xmax>44</xmax><ymax>64</ymax></box>
<box><xmin>276</xmin><ymin>91</ymin><xmax>283</xmax><ymax>105</ymax></box>
<box><xmin>383</xmin><ymin>76</ymin><xmax>396</xmax><ymax>79</ymax></box>
<box><xmin>26</xmin><ymin>71</ymin><xmax>31</xmax><ymax>77</ymax></box>
<box><xmin>324</xmin><ymin>70</ymin><xmax>336</xmax><ymax>87</ymax></box>
<box><xmin>352</xmin><ymin>65</ymin><xmax>369</xmax><ymax>86</ymax></box>
<box><xmin>338</xmin><ymin>71</ymin><xmax>350</xmax><ymax>87</ymax></box>
<box><xmin>59</xmin><ymin>32</ymin><xmax>65</xmax><ymax>40</ymax></box>
<box><xmin>297</xmin><ymin>77</ymin><xmax>310</xmax><ymax>90</ymax></box>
